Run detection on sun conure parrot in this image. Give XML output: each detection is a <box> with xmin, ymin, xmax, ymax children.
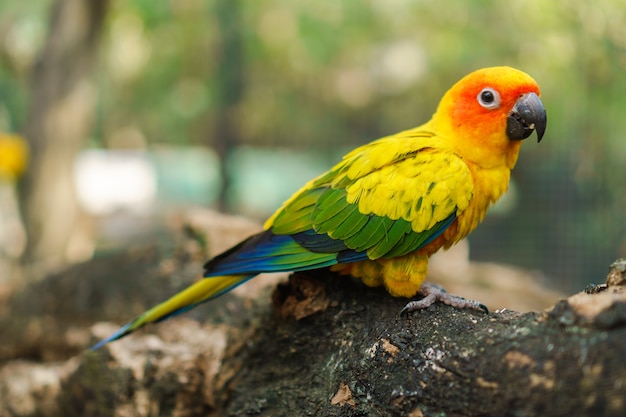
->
<box><xmin>92</xmin><ymin>66</ymin><xmax>547</xmax><ymax>349</ymax></box>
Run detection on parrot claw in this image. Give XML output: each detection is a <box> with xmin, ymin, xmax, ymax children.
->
<box><xmin>401</xmin><ymin>282</ymin><xmax>489</xmax><ymax>315</ymax></box>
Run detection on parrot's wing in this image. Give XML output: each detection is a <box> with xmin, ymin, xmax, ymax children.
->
<box><xmin>204</xmin><ymin>142</ymin><xmax>473</xmax><ymax>277</ymax></box>
<box><xmin>275</xmin><ymin>145</ymin><xmax>473</xmax><ymax>259</ymax></box>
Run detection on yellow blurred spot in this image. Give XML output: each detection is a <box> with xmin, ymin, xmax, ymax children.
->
<box><xmin>0</xmin><ymin>133</ymin><xmax>29</xmax><ymax>180</ymax></box>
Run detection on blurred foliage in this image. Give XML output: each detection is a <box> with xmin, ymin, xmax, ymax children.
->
<box><xmin>1</xmin><ymin>0</ymin><xmax>626</xmax><ymax>290</ymax></box>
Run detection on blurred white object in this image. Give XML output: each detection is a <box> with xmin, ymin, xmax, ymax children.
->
<box><xmin>73</xmin><ymin>150</ymin><xmax>157</xmax><ymax>215</ymax></box>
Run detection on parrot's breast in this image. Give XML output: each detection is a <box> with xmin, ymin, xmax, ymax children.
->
<box><xmin>452</xmin><ymin>162</ymin><xmax>512</xmax><ymax>243</ymax></box>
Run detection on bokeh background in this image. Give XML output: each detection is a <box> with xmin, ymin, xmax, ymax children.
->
<box><xmin>1</xmin><ymin>0</ymin><xmax>625</xmax><ymax>293</ymax></box>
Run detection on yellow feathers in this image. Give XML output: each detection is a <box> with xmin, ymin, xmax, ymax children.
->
<box><xmin>343</xmin><ymin>146</ymin><xmax>473</xmax><ymax>232</ymax></box>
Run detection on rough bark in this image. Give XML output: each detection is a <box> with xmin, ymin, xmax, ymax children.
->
<box><xmin>1</xmin><ymin>211</ymin><xmax>624</xmax><ymax>417</ymax></box>
<box><xmin>19</xmin><ymin>0</ymin><xmax>109</xmax><ymax>263</ymax></box>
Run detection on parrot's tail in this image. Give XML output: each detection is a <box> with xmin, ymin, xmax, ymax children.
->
<box><xmin>91</xmin><ymin>274</ymin><xmax>253</xmax><ymax>350</ymax></box>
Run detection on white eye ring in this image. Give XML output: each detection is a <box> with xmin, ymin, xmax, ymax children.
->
<box><xmin>477</xmin><ymin>87</ymin><xmax>501</xmax><ymax>110</ymax></box>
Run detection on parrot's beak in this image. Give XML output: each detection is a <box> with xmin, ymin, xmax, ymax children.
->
<box><xmin>506</xmin><ymin>92</ymin><xmax>547</xmax><ymax>142</ymax></box>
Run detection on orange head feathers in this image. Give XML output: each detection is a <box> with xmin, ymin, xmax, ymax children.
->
<box><xmin>431</xmin><ymin>66</ymin><xmax>546</xmax><ymax>169</ymax></box>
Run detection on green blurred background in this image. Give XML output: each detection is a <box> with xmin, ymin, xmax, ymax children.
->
<box><xmin>1</xmin><ymin>0</ymin><xmax>625</xmax><ymax>292</ymax></box>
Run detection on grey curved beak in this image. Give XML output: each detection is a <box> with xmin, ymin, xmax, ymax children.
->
<box><xmin>506</xmin><ymin>92</ymin><xmax>547</xmax><ymax>142</ymax></box>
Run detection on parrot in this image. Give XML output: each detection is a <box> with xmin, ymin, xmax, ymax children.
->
<box><xmin>92</xmin><ymin>66</ymin><xmax>546</xmax><ymax>349</ymax></box>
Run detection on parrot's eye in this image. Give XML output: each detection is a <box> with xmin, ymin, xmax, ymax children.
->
<box><xmin>477</xmin><ymin>87</ymin><xmax>501</xmax><ymax>110</ymax></box>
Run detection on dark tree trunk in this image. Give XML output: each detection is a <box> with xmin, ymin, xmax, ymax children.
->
<box><xmin>212</xmin><ymin>0</ymin><xmax>244</xmax><ymax>211</ymax></box>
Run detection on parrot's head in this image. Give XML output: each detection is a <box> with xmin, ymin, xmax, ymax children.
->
<box><xmin>432</xmin><ymin>66</ymin><xmax>547</xmax><ymax>169</ymax></box>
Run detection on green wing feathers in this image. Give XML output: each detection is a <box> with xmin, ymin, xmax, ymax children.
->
<box><xmin>267</xmin><ymin>136</ymin><xmax>474</xmax><ymax>260</ymax></box>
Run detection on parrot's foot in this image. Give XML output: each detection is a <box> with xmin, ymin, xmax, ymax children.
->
<box><xmin>401</xmin><ymin>282</ymin><xmax>489</xmax><ymax>314</ymax></box>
